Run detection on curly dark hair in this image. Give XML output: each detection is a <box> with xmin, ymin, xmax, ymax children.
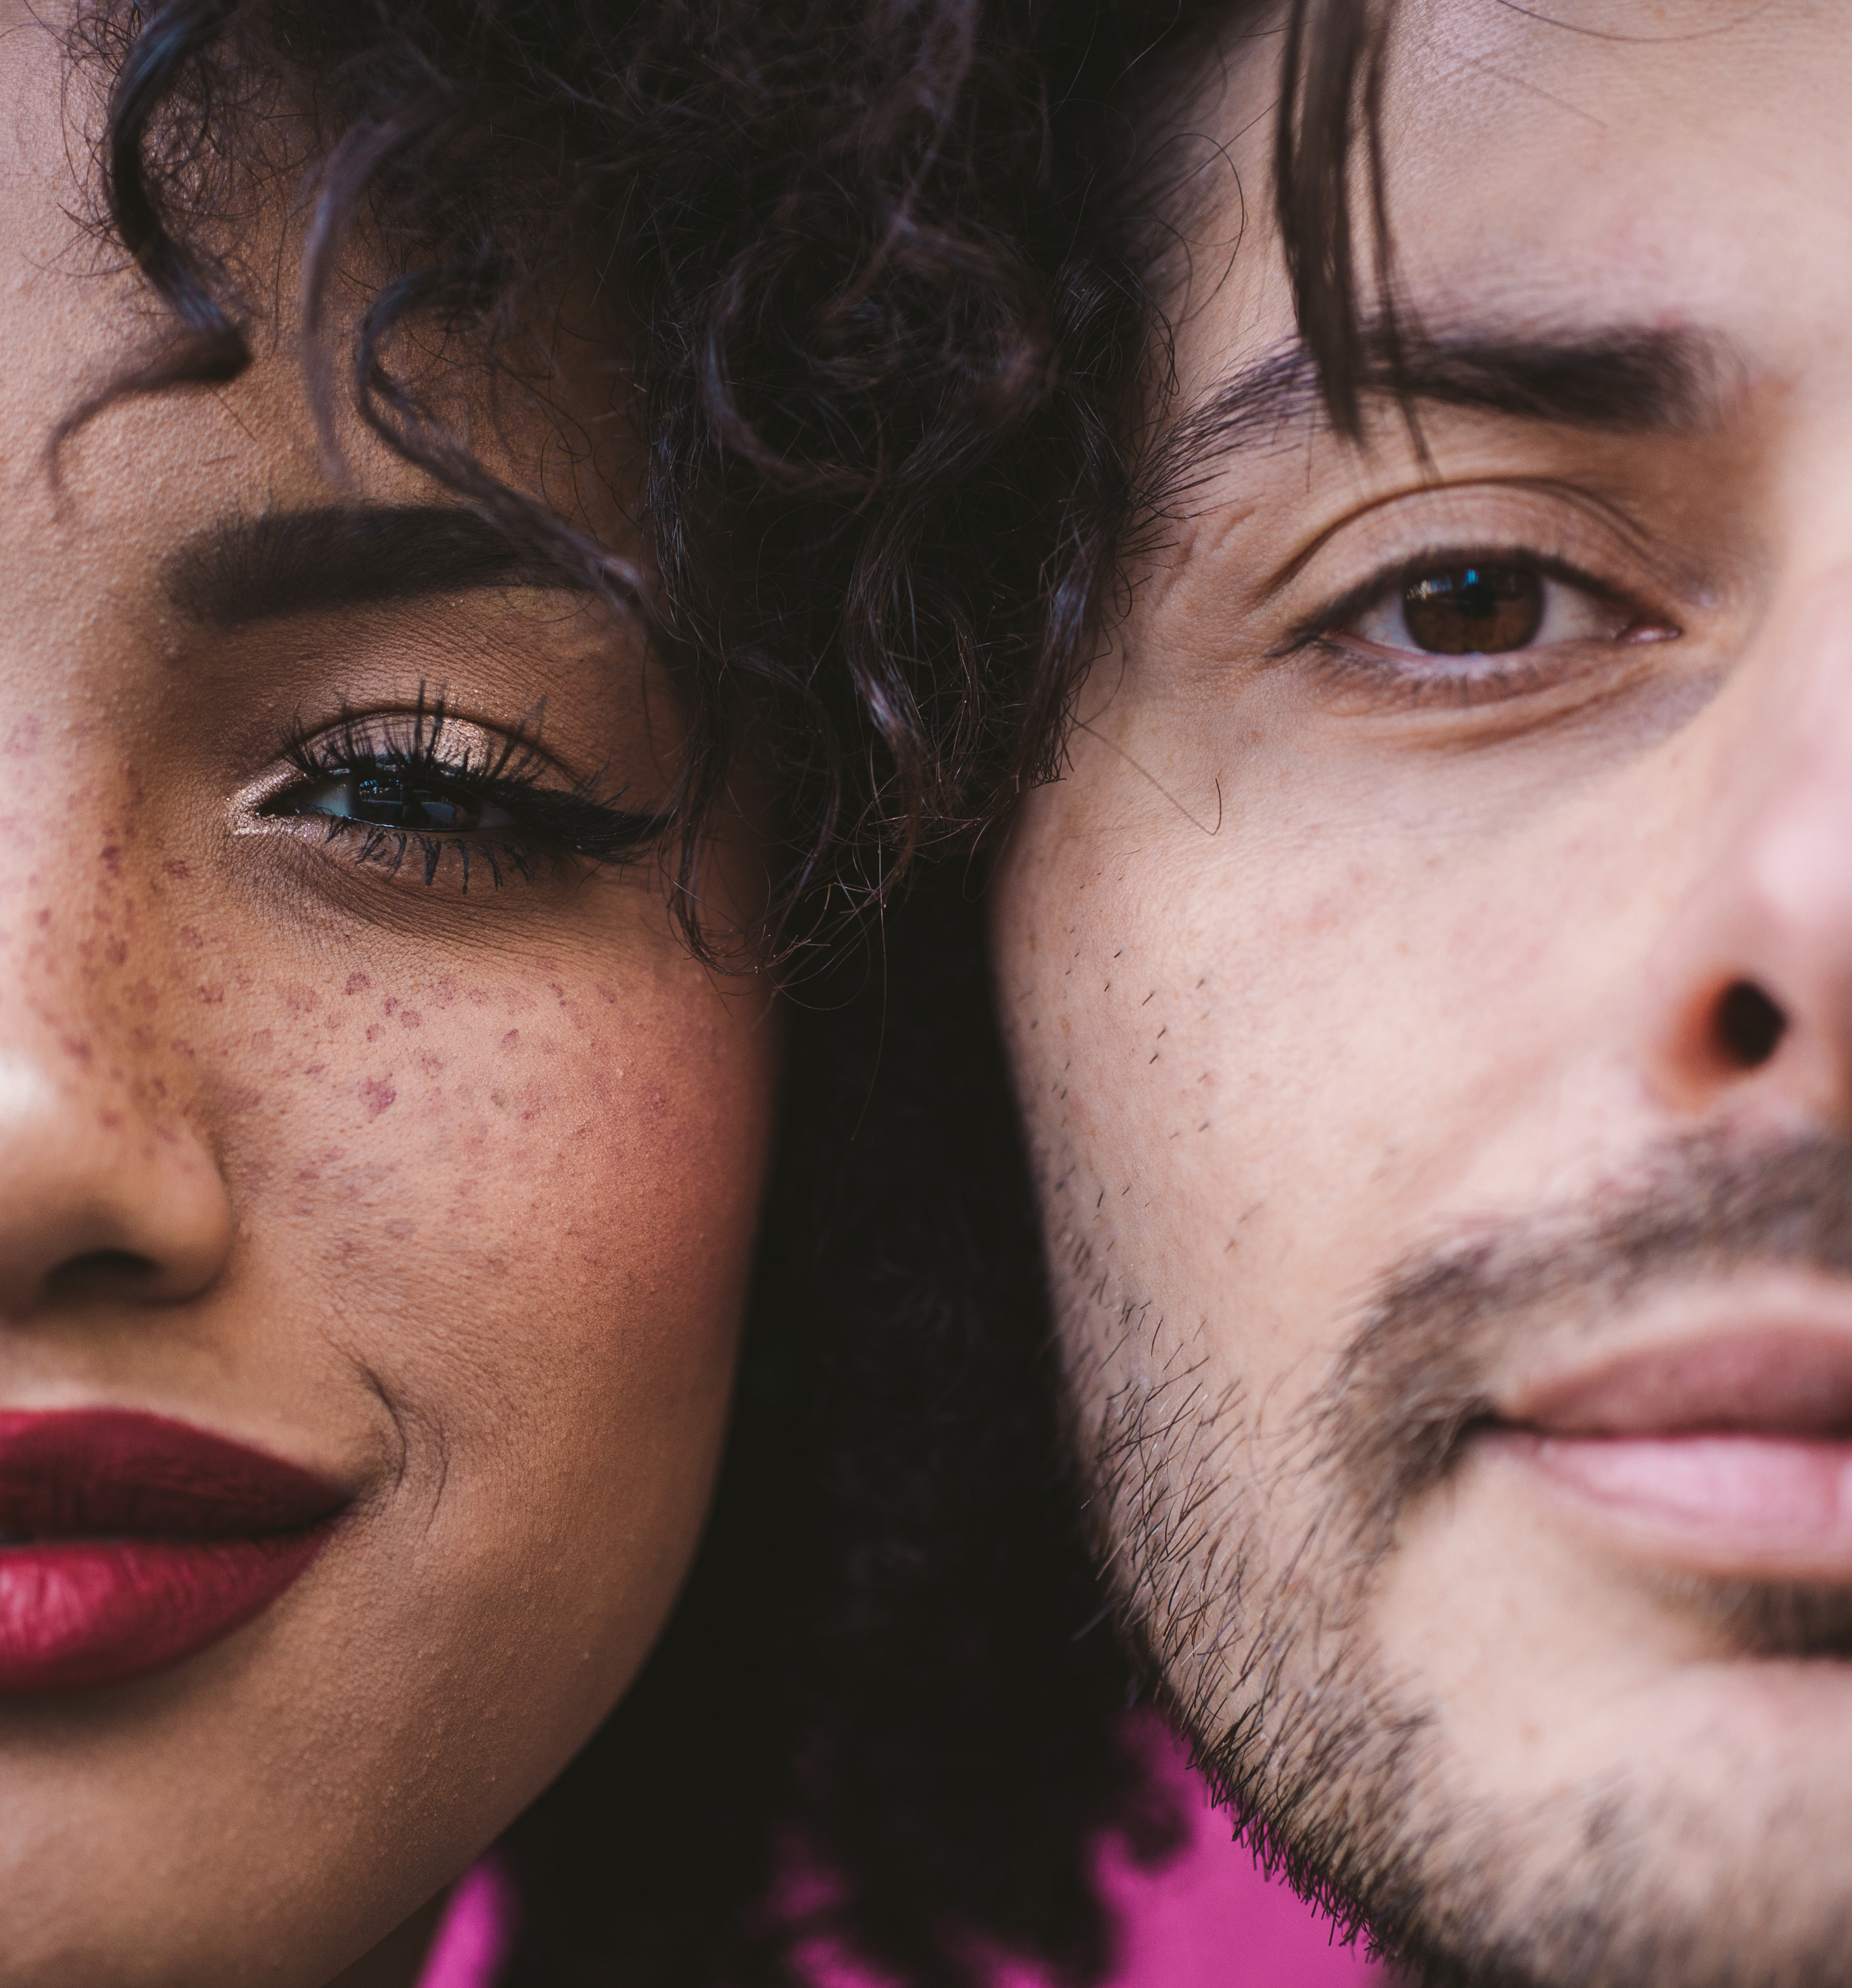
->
<box><xmin>70</xmin><ymin>1</ymin><xmax>1396</xmax><ymax>1982</ymax></box>
<box><xmin>68</xmin><ymin>0</ymin><xmax>1111</xmax><ymax>960</ymax></box>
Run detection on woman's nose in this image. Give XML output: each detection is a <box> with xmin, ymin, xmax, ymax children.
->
<box><xmin>0</xmin><ymin>1048</ymin><xmax>233</xmax><ymax>1318</ymax></box>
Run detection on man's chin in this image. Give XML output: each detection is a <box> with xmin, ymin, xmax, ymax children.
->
<box><xmin>1256</xmin><ymin>1634</ymin><xmax>1852</xmax><ymax>1988</ymax></box>
<box><xmin>1372</xmin><ymin>1750</ymin><xmax>1852</xmax><ymax>1988</ymax></box>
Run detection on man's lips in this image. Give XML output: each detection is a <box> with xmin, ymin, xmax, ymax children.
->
<box><xmin>0</xmin><ymin>1410</ymin><xmax>345</xmax><ymax>1696</ymax></box>
<box><xmin>1480</xmin><ymin>1323</ymin><xmax>1852</xmax><ymax>1578</ymax></box>
<box><xmin>1511</xmin><ymin>1328</ymin><xmax>1852</xmax><ymax>1440</ymax></box>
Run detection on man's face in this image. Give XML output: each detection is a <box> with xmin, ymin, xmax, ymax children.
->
<box><xmin>992</xmin><ymin>4</ymin><xmax>1852</xmax><ymax>1981</ymax></box>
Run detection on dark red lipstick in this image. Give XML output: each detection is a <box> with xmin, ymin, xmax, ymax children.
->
<box><xmin>0</xmin><ymin>1410</ymin><xmax>343</xmax><ymax>1695</ymax></box>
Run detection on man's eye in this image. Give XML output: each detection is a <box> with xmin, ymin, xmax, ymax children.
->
<box><xmin>269</xmin><ymin>767</ymin><xmax>518</xmax><ymax>835</ymax></box>
<box><xmin>1346</xmin><ymin>562</ymin><xmax>1634</xmax><ymax>657</ymax></box>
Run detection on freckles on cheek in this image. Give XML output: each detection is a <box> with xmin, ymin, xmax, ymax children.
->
<box><xmin>200</xmin><ymin>959</ymin><xmax>770</xmax><ymax>1380</ymax></box>
<box><xmin>381</xmin><ymin>987</ymin><xmax>758</xmax><ymax>1297</ymax></box>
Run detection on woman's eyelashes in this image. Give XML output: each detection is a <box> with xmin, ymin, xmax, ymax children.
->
<box><xmin>258</xmin><ymin>703</ymin><xmax>667</xmax><ymax>892</ymax></box>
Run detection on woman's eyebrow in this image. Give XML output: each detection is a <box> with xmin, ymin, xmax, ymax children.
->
<box><xmin>164</xmin><ymin>504</ymin><xmax>585</xmax><ymax>628</ymax></box>
<box><xmin>1159</xmin><ymin>320</ymin><xmax>1735</xmax><ymax>494</ymax></box>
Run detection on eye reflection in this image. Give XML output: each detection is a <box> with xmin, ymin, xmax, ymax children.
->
<box><xmin>270</xmin><ymin>767</ymin><xmax>518</xmax><ymax>835</ymax></box>
<box><xmin>1345</xmin><ymin>560</ymin><xmax>1645</xmax><ymax>661</ymax></box>
<box><xmin>1402</xmin><ymin>567</ymin><xmax>1543</xmax><ymax>654</ymax></box>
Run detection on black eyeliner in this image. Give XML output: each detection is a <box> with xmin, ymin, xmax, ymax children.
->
<box><xmin>262</xmin><ymin>688</ymin><xmax>670</xmax><ymax>889</ymax></box>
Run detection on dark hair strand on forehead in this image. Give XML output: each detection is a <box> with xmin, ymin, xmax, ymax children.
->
<box><xmin>1273</xmin><ymin>0</ymin><xmax>1401</xmax><ymax>439</ymax></box>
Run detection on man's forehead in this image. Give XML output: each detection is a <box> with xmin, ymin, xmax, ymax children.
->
<box><xmin>1159</xmin><ymin>2</ymin><xmax>1852</xmax><ymax>480</ymax></box>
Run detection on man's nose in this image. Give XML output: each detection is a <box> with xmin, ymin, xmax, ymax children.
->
<box><xmin>1643</xmin><ymin>577</ymin><xmax>1852</xmax><ymax>1124</ymax></box>
<box><xmin>0</xmin><ymin>1039</ymin><xmax>233</xmax><ymax>1319</ymax></box>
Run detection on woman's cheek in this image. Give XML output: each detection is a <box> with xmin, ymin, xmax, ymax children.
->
<box><xmin>205</xmin><ymin>950</ymin><xmax>776</xmax><ymax>1699</ymax></box>
<box><xmin>217</xmin><ymin>953</ymin><xmax>770</xmax><ymax>1286</ymax></box>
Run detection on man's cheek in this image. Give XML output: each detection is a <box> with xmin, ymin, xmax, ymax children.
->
<box><xmin>1167</xmin><ymin>823</ymin><xmax>1638</xmax><ymax>1187</ymax></box>
<box><xmin>1070</xmin><ymin>856</ymin><xmax>1469</xmax><ymax>1263</ymax></box>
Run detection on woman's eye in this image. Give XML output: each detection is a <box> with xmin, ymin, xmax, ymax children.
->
<box><xmin>269</xmin><ymin>767</ymin><xmax>518</xmax><ymax>835</ymax></box>
<box><xmin>1345</xmin><ymin>562</ymin><xmax>1636</xmax><ymax>657</ymax></box>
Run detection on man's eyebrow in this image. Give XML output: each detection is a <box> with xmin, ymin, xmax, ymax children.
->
<box><xmin>166</xmin><ymin>505</ymin><xmax>582</xmax><ymax>628</ymax></box>
<box><xmin>1161</xmin><ymin>320</ymin><xmax>1732</xmax><ymax>491</ymax></box>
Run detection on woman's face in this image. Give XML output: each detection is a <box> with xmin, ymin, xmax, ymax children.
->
<box><xmin>0</xmin><ymin>17</ymin><xmax>779</xmax><ymax>1985</ymax></box>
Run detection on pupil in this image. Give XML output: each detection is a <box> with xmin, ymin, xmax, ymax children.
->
<box><xmin>1401</xmin><ymin>565</ymin><xmax>1544</xmax><ymax>655</ymax></box>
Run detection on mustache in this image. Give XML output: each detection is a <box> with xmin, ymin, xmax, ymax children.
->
<box><xmin>1312</xmin><ymin>1130</ymin><xmax>1852</xmax><ymax>1549</ymax></box>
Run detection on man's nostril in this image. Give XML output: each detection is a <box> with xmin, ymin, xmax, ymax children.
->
<box><xmin>1715</xmin><ymin>979</ymin><xmax>1787</xmax><ymax>1069</ymax></box>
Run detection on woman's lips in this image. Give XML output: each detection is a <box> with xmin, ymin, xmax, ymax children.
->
<box><xmin>0</xmin><ymin>1410</ymin><xmax>343</xmax><ymax>1695</ymax></box>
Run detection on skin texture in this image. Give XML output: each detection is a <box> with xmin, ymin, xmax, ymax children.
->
<box><xmin>0</xmin><ymin>10</ymin><xmax>778</xmax><ymax>1985</ymax></box>
<box><xmin>993</xmin><ymin>4</ymin><xmax>1852</xmax><ymax>1983</ymax></box>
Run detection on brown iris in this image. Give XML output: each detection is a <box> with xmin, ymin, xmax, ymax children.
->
<box><xmin>1401</xmin><ymin>566</ymin><xmax>1545</xmax><ymax>655</ymax></box>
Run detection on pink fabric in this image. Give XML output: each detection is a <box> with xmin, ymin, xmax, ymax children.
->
<box><xmin>417</xmin><ymin>1860</ymin><xmax>515</xmax><ymax>1988</ymax></box>
<box><xmin>419</xmin><ymin>1739</ymin><xmax>1381</xmax><ymax>1988</ymax></box>
<box><xmin>794</xmin><ymin>1734</ymin><xmax>1381</xmax><ymax>1988</ymax></box>
<box><xmin>1083</xmin><ymin>1777</ymin><xmax>1382</xmax><ymax>1988</ymax></box>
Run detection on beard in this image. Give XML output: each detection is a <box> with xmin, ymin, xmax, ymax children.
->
<box><xmin>1068</xmin><ymin>1130</ymin><xmax>1852</xmax><ymax>1988</ymax></box>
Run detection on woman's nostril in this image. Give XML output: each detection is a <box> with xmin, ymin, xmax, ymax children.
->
<box><xmin>1715</xmin><ymin>979</ymin><xmax>1788</xmax><ymax>1069</ymax></box>
<box><xmin>41</xmin><ymin>1249</ymin><xmax>161</xmax><ymax>1303</ymax></box>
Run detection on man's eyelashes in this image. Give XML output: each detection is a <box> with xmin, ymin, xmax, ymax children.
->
<box><xmin>1275</xmin><ymin>546</ymin><xmax>1681</xmax><ymax>710</ymax></box>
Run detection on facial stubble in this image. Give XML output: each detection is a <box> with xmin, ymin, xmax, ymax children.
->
<box><xmin>1062</xmin><ymin>1132</ymin><xmax>1852</xmax><ymax>1988</ymax></box>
